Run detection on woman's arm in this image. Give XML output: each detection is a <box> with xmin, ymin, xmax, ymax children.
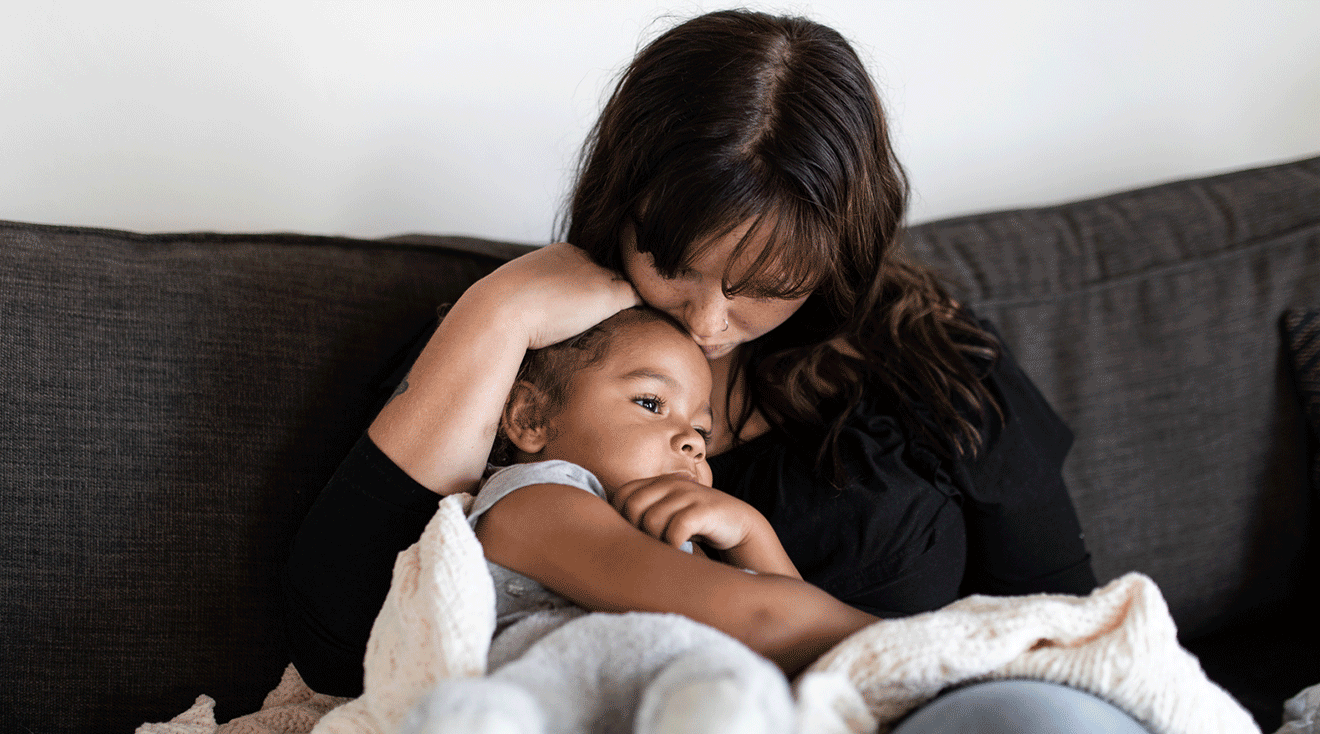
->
<box><xmin>369</xmin><ymin>243</ymin><xmax>640</xmax><ymax>495</ymax></box>
<box><xmin>368</xmin><ymin>286</ymin><xmax>524</xmax><ymax>495</ymax></box>
<box><xmin>285</xmin><ymin>434</ymin><xmax>442</xmax><ymax>696</ymax></box>
<box><xmin>476</xmin><ymin>482</ymin><xmax>877</xmax><ymax>675</ymax></box>
<box><xmin>286</xmin><ymin>244</ymin><xmax>638</xmax><ymax>694</ymax></box>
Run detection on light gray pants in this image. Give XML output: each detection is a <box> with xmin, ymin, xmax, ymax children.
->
<box><xmin>894</xmin><ymin>680</ymin><xmax>1151</xmax><ymax>733</ymax></box>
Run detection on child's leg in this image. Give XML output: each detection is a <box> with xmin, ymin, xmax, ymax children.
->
<box><xmin>405</xmin><ymin>611</ymin><xmax>795</xmax><ymax>734</ymax></box>
<box><xmin>486</xmin><ymin>611</ymin><xmax>794</xmax><ymax>734</ymax></box>
<box><xmin>398</xmin><ymin>677</ymin><xmax>546</xmax><ymax>734</ymax></box>
<box><xmin>634</xmin><ymin>640</ymin><xmax>795</xmax><ymax>734</ymax></box>
<box><xmin>488</xmin><ymin>612</ymin><xmax>711</xmax><ymax>734</ymax></box>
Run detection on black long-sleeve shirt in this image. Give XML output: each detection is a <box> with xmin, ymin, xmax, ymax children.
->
<box><xmin>284</xmin><ymin>321</ymin><xmax>1095</xmax><ymax>696</ymax></box>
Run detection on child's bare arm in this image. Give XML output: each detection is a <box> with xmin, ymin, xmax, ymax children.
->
<box><xmin>475</xmin><ymin>482</ymin><xmax>878</xmax><ymax>675</ymax></box>
<box><xmin>610</xmin><ymin>475</ymin><xmax>800</xmax><ymax>578</ymax></box>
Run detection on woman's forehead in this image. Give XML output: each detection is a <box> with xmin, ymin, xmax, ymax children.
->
<box><xmin>687</xmin><ymin>215</ymin><xmax>825</xmax><ymax>297</ymax></box>
<box><xmin>686</xmin><ymin>217</ymin><xmax>760</xmax><ymax>264</ymax></box>
<box><xmin>641</xmin><ymin>214</ymin><xmax>766</xmax><ymax>273</ymax></box>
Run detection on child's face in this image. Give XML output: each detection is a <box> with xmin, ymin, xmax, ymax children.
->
<box><xmin>538</xmin><ymin>319</ymin><xmax>715</xmax><ymax>493</ymax></box>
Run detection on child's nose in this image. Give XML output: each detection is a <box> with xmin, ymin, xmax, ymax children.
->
<box><xmin>675</xmin><ymin>428</ymin><xmax>705</xmax><ymax>460</ymax></box>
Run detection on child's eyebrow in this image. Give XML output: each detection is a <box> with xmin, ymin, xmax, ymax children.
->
<box><xmin>620</xmin><ymin>368</ymin><xmax>678</xmax><ymax>388</ymax></box>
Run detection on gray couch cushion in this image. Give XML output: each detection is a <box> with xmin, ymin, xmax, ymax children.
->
<box><xmin>0</xmin><ymin>223</ymin><xmax>523</xmax><ymax>734</ymax></box>
<box><xmin>1283</xmin><ymin>309</ymin><xmax>1320</xmax><ymax>490</ymax></box>
<box><xmin>906</xmin><ymin>155</ymin><xmax>1320</xmax><ymax>638</ymax></box>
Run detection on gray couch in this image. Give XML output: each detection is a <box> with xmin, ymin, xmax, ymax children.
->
<box><xmin>3</xmin><ymin>156</ymin><xmax>1317</xmax><ymax>733</ymax></box>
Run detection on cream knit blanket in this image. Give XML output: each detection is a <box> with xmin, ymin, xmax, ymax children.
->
<box><xmin>140</xmin><ymin>493</ymin><xmax>1283</xmax><ymax>734</ymax></box>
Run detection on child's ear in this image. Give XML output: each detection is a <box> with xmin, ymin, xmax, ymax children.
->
<box><xmin>502</xmin><ymin>380</ymin><xmax>553</xmax><ymax>455</ymax></box>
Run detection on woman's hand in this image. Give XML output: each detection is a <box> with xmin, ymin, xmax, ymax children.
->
<box><xmin>610</xmin><ymin>475</ymin><xmax>801</xmax><ymax>578</ymax></box>
<box><xmin>471</xmin><ymin>242</ymin><xmax>642</xmax><ymax>350</ymax></box>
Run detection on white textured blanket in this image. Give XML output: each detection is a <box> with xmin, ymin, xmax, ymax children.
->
<box><xmin>141</xmin><ymin>493</ymin><xmax>1293</xmax><ymax>734</ymax></box>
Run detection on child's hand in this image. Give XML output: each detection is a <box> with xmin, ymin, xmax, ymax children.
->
<box><xmin>610</xmin><ymin>474</ymin><xmax>766</xmax><ymax>553</ymax></box>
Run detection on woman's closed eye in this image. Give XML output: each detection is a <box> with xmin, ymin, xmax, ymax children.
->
<box><xmin>639</xmin><ymin>249</ymin><xmax>696</xmax><ymax>282</ymax></box>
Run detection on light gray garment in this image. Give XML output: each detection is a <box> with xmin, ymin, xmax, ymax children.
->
<box><xmin>468</xmin><ymin>460</ymin><xmax>693</xmax><ymax>641</ymax></box>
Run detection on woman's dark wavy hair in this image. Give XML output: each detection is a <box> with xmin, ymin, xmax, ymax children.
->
<box><xmin>561</xmin><ymin>9</ymin><xmax>1001</xmax><ymax>485</ymax></box>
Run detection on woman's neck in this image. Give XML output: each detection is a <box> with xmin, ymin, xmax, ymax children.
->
<box><xmin>707</xmin><ymin>349</ymin><xmax>770</xmax><ymax>457</ymax></box>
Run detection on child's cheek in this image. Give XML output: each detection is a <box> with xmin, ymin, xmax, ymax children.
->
<box><xmin>697</xmin><ymin>462</ymin><xmax>714</xmax><ymax>487</ymax></box>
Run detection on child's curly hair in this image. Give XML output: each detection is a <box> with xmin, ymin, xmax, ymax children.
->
<box><xmin>488</xmin><ymin>306</ymin><xmax>688</xmax><ymax>465</ymax></box>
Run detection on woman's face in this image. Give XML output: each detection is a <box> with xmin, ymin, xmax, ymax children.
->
<box><xmin>620</xmin><ymin>219</ymin><xmax>811</xmax><ymax>361</ymax></box>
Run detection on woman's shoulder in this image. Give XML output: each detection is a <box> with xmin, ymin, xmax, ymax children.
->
<box><xmin>865</xmin><ymin>311</ymin><xmax>1070</xmax><ymax>461</ymax></box>
<box><xmin>926</xmin><ymin>316</ymin><xmax>1076</xmax><ymax>505</ymax></box>
<box><xmin>834</xmin><ymin>314</ymin><xmax>1073</xmax><ymax>493</ymax></box>
<box><xmin>965</xmin><ymin>318</ymin><xmax>1072</xmax><ymax>452</ymax></box>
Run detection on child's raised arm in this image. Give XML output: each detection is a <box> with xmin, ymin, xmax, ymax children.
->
<box><xmin>474</xmin><ymin>482</ymin><xmax>879</xmax><ymax>676</ymax></box>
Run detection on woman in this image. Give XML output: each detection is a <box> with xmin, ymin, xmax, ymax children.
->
<box><xmin>287</xmin><ymin>10</ymin><xmax>1142</xmax><ymax>732</ymax></box>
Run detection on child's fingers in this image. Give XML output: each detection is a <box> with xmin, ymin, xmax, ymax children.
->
<box><xmin>611</xmin><ymin>478</ymin><xmax>669</xmax><ymax>523</ymax></box>
<box><xmin>657</xmin><ymin>505</ymin><xmax>704</xmax><ymax>548</ymax></box>
<box><xmin>612</xmin><ymin>476</ymin><xmax>744</xmax><ymax>548</ymax></box>
<box><xmin>662</xmin><ymin>503</ymin><xmax>742</xmax><ymax>550</ymax></box>
<box><xmin>637</xmin><ymin>494</ymin><xmax>700</xmax><ymax>545</ymax></box>
<box><xmin>611</xmin><ymin>475</ymin><xmax>697</xmax><ymax>522</ymax></box>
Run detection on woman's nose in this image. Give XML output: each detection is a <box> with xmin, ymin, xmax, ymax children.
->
<box><xmin>684</xmin><ymin>292</ymin><xmax>729</xmax><ymax>339</ymax></box>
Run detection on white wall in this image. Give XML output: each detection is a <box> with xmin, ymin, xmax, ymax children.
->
<box><xmin>3</xmin><ymin>1</ymin><xmax>1318</xmax><ymax>242</ymax></box>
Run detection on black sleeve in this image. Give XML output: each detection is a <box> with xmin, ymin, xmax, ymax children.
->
<box><xmin>283</xmin><ymin>433</ymin><xmax>441</xmax><ymax>697</ymax></box>
<box><xmin>952</xmin><ymin>321</ymin><xmax>1097</xmax><ymax>597</ymax></box>
<box><xmin>283</xmin><ymin>311</ymin><xmax>445</xmax><ymax>696</ymax></box>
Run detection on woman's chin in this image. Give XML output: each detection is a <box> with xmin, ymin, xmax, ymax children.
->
<box><xmin>700</xmin><ymin>343</ymin><xmax>735</xmax><ymax>360</ymax></box>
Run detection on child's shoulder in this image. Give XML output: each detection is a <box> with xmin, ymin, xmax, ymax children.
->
<box><xmin>470</xmin><ymin>460</ymin><xmax>607</xmax><ymax>526</ymax></box>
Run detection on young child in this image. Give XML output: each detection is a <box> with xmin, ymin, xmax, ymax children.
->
<box><xmin>403</xmin><ymin>307</ymin><xmax>876</xmax><ymax>734</ymax></box>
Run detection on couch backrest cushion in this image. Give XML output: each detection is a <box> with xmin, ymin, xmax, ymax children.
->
<box><xmin>4</xmin><ymin>157</ymin><xmax>1317</xmax><ymax>732</ymax></box>
<box><xmin>1283</xmin><ymin>309</ymin><xmax>1320</xmax><ymax>492</ymax></box>
<box><xmin>0</xmin><ymin>223</ymin><xmax>528</xmax><ymax>734</ymax></box>
<box><xmin>905</xmin><ymin>156</ymin><xmax>1320</xmax><ymax>638</ymax></box>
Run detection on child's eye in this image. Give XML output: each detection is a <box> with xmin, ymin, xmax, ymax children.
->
<box><xmin>633</xmin><ymin>395</ymin><xmax>664</xmax><ymax>413</ymax></box>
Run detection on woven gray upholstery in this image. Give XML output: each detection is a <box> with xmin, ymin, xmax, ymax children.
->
<box><xmin>0</xmin><ymin>224</ymin><xmax>526</xmax><ymax>733</ymax></box>
<box><xmin>1283</xmin><ymin>309</ymin><xmax>1320</xmax><ymax>491</ymax></box>
<box><xmin>906</xmin><ymin>156</ymin><xmax>1320</xmax><ymax>637</ymax></box>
